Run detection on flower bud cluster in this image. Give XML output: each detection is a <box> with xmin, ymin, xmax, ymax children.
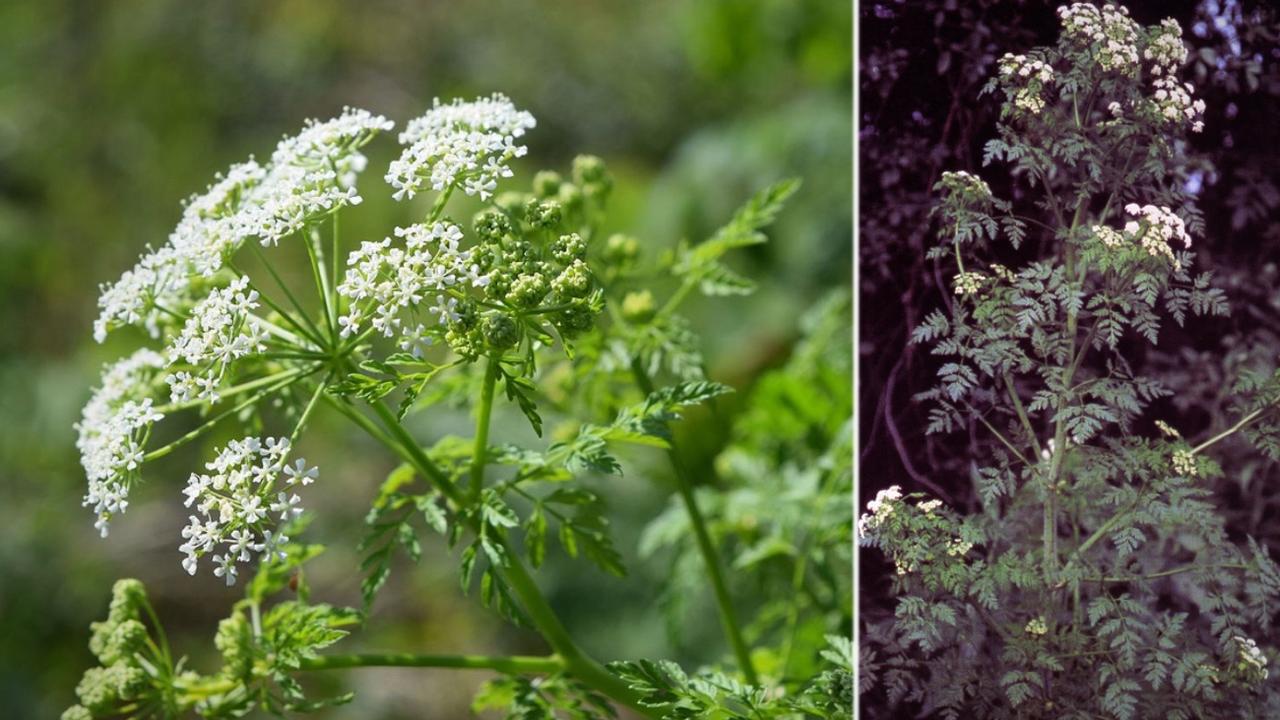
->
<box><xmin>1235</xmin><ymin>635</ymin><xmax>1270</xmax><ymax>681</ymax></box>
<box><xmin>387</xmin><ymin>93</ymin><xmax>536</xmax><ymax>201</ymax></box>
<box><xmin>76</xmin><ymin>349</ymin><xmax>167</xmax><ymax>537</ymax></box>
<box><xmin>997</xmin><ymin>53</ymin><xmax>1055</xmax><ymax>114</ymax></box>
<box><xmin>1155</xmin><ymin>420</ymin><xmax>1180</xmax><ymax>438</ymax></box>
<box><xmin>1058</xmin><ymin>3</ymin><xmax>1140</xmax><ymax>73</ymax></box>
<box><xmin>178</xmin><ymin>436</ymin><xmax>315</xmax><ymax>585</ymax></box>
<box><xmin>63</xmin><ymin>580</ymin><xmax>155</xmax><ymax>720</ymax></box>
<box><xmin>164</xmin><ymin>277</ymin><xmax>267</xmax><ymax>404</ymax></box>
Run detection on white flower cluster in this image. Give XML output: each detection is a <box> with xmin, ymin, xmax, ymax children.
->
<box><xmin>179</xmin><ymin>436</ymin><xmax>316</xmax><ymax>585</ymax></box>
<box><xmin>1124</xmin><ymin>203</ymin><xmax>1192</xmax><ymax>262</ymax></box>
<box><xmin>386</xmin><ymin>94</ymin><xmax>536</xmax><ymax>201</ymax></box>
<box><xmin>1151</xmin><ymin>77</ymin><xmax>1206</xmax><ymax>133</ymax></box>
<box><xmin>93</xmin><ymin>109</ymin><xmax>391</xmax><ymax>342</ymax></box>
<box><xmin>857</xmin><ymin>485</ymin><xmax>902</xmax><ymax>539</ymax></box>
<box><xmin>1235</xmin><ymin>636</ymin><xmax>1270</xmax><ymax>680</ymax></box>
<box><xmin>164</xmin><ymin>277</ymin><xmax>266</xmax><ymax>404</ymax></box>
<box><xmin>93</xmin><ymin>161</ymin><xmax>266</xmax><ymax>343</ymax></box>
<box><xmin>1058</xmin><ymin>3</ymin><xmax>1140</xmax><ymax>73</ymax></box>
<box><xmin>941</xmin><ymin>170</ymin><xmax>993</xmax><ymax>200</ymax></box>
<box><xmin>997</xmin><ymin>54</ymin><xmax>1054</xmax><ymax>114</ymax></box>
<box><xmin>1093</xmin><ymin>224</ymin><xmax>1126</xmax><ymax>248</ymax></box>
<box><xmin>76</xmin><ymin>349</ymin><xmax>168</xmax><ymax>537</ymax></box>
<box><xmin>1145</xmin><ymin>18</ymin><xmax>1188</xmax><ymax>75</ymax></box>
<box><xmin>1155</xmin><ymin>419</ymin><xmax>1181</xmax><ymax>438</ymax></box>
<box><xmin>1025</xmin><ymin>617</ymin><xmax>1049</xmax><ymax>636</ymax></box>
<box><xmin>953</xmin><ymin>272</ymin><xmax>986</xmax><ymax>297</ymax></box>
<box><xmin>336</xmin><ymin>221</ymin><xmax>490</xmax><ymax>355</ymax></box>
<box><xmin>946</xmin><ymin>537</ymin><xmax>973</xmax><ymax>557</ymax></box>
<box><xmin>1171</xmin><ymin>448</ymin><xmax>1198</xmax><ymax>477</ymax></box>
<box><xmin>245</xmin><ymin>107</ymin><xmax>394</xmax><ymax>246</ymax></box>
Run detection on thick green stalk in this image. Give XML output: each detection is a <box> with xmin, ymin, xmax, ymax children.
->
<box><xmin>300</xmin><ymin>653</ymin><xmax>564</xmax><ymax>674</ymax></box>
<box><xmin>469</xmin><ymin>356</ymin><xmax>501</xmax><ymax>502</ymax></box>
<box><xmin>630</xmin><ymin>362</ymin><xmax>758</xmax><ymax>684</ymax></box>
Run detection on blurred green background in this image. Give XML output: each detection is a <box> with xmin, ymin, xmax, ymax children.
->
<box><xmin>0</xmin><ymin>1</ymin><xmax>850</xmax><ymax>717</ymax></box>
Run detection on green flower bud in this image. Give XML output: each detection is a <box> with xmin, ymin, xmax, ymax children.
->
<box><xmin>215</xmin><ymin>612</ymin><xmax>254</xmax><ymax>680</ymax></box>
<box><xmin>494</xmin><ymin>191</ymin><xmax>529</xmax><ymax>217</ymax></box>
<box><xmin>524</xmin><ymin>199</ymin><xmax>562</xmax><ymax>230</ymax></box>
<box><xmin>552</xmin><ymin>260</ymin><xmax>593</xmax><ymax>299</ymax></box>
<box><xmin>573</xmin><ymin>155</ymin><xmax>612</xmax><ymax>202</ymax></box>
<box><xmin>108</xmin><ymin>579</ymin><xmax>146</xmax><ymax>623</ymax></box>
<box><xmin>88</xmin><ymin>620</ymin><xmax>115</xmax><ymax>663</ymax></box>
<box><xmin>102</xmin><ymin>620</ymin><xmax>147</xmax><ymax>665</ymax></box>
<box><xmin>532</xmin><ymin>170</ymin><xmax>563</xmax><ymax>198</ymax></box>
<box><xmin>557</xmin><ymin>182</ymin><xmax>584</xmax><ymax>216</ymax></box>
<box><xmin>603</xmin><ymin>234</ymin><xmax>639</xmax><ymax>265</ymax></box>
<box><xmin>553</xmin><ymin>301</ymin><xmax>598</xmax><ymax>337</ymax></box>
<box><xmin>473</xmin><ymin>209</ymin><xmax>514</xmax><ymax>243</ymax></box>
<box><xmin>481</xmin><ymin>312</ymin><xmax>520</xmax><ymax>350</ymax></box>
<box><xmin>622</xmin><ymin>290</ymin><xmax>657</xmax><ymax>323</ymax></box>
<box><xmin>107</xmin><ymin>664</ymin><xmax>147</xmax><ymax>699</ymax></box>
<box><xmin>505</xmin><ymin>273</ymin><xmax>549</xmax><ymax>308</ymax></box>
<box><xmin>552</xmin><ymin>233</ymin><xmax>587</xmax><ymax>264</ymax></box>
<box><xmin>572</xmin><ymin>155</ymin><xmax>608</xmax><ymax>186</ymax></box>
<box><xmin>61</xmin><ymin>705</ymin><xmax>92</xmax><ymax>720</ymax></box>
<box><xmin>445</xmin><ymin>325</ymin><xmax>483</xmax><ymax>360</ymax></box>
<box><xmin>76</xmin><ymin>667</ymin><xmax>118</xmax><ymax>713</ymax></box>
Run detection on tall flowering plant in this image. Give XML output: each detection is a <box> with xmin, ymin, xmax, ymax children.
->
<box><xmin>861</xmin><ymin>4</ymin><xmax>1280</xmax><ymax>719</ymax></box>
<box><xmin>66</xmin><ymin>94</ymin><xmax>851</xmax><ymax>719</ymax></box>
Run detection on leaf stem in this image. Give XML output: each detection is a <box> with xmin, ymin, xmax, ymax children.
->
<box><xmin>144</xmin><ymin>367</ymin><xmax>314</xmax><ymax>462</ymax></box>
<box><xmin>299</xmin><ymin>652</ymin><xmax>565</xmax><ymax>674</ymax></box>
<box><xmin>629</xmin><ymin>361</ymin><xmax>759</xmax><ymax>684</ymax></box>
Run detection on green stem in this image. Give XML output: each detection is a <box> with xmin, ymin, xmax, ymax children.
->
<box><xmin>1089</xmin><ymin>562</ymin><xmax>1250</xmax><ymax>584</ymax></box>
<box><xmin>428</xmin><ymin>185</ymin><xmax>455</xmax><ymax>223</ymax></box>
<box><xmin>299</xmin><ymin>653</ymin><xmax>565</xmax><ymax>674</ymax></box>
<box><xmin>304</xmin><ymin>229</ymin><xmax>335</xmax><ymax>343</ymax></box>
<box><xmin>144</xmin><ymin>367</ymin><xmax>313</xmax><ymax>461</ymax></box>
<box><xmin>630</xmin><ymin>361</ymin><xmax>758</xmax><ymax>684</ymax></box>
<box><xmin>332</xmin><ymin>211</ymin><xmax>342</xmax><ymax>330</ymax></box>
<box><xmin>289</xmin><ymin>376</ymin><xmax>330</xmax><ymax>445</ymax></box>
<box><xmin>470</xmin><ymin>356</ymin><xmax>501</xmax><ymax>502</ymax></box>
<box><xmin>155</xmin><ymin>370</ymin><xmax>298</xmax><ymax>413</ymax></box>
<box><xmin>240</xmin><ymin>249</ymin><xmax>326</xmax><ymax>348</ymax></box>
<box><xmin>1193</xmin><ymin>405</ymin><xmax>1271</xmax><ymax>455</ymax></box>
<box><xmin>1004</xmin><ymin>373</ymin><xmax>1042</xmax><ymax>458</ymax></box>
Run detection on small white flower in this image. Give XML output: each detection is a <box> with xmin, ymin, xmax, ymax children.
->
<box><xmin>284</xmin><ymin>458</ymin><xmax>319</xmax><ymax>486</ymax></box>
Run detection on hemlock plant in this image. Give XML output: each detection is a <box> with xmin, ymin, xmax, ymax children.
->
<box><xmin>68</xmin><ymin>93</ymin><xmax>852</xmax><ymax>718</ymax></box>
<box><xmin>860</xmin><ymin>4</ymin><xmax>1280</xmax><ymax>719</ymax></box>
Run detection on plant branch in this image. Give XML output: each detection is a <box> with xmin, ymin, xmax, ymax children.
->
<box><xmin>299</xmin><ymin>652</ymin><xmax>565</xmax><ymax>674</ymax></box>
<box><xmin>629</xmin><ymin>361</ymin><xmax>759</xmax><ymax>684</ymax></box>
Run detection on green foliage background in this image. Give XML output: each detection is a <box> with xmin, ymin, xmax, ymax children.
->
<box><xmin>0</xmin><ymin>1</ymin><xmax>850</xmax><ymax>717</ymax></box>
